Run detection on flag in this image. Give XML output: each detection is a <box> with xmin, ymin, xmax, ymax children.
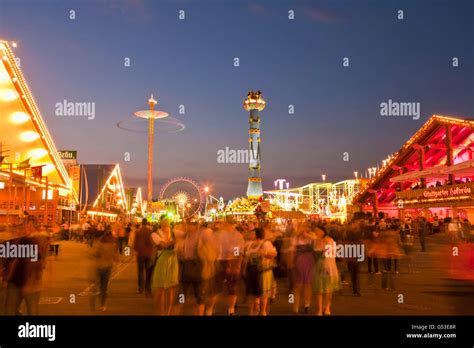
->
<box><xmin>17</xmin><ymin>158</ymin><xmax>31</xmax><ymax>169</ymax></box>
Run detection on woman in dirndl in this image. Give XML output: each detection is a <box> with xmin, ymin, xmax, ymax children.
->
<box><xmin>291</xmin><ymin>223</ymin><xmax>315</xmax><ymax>313</ymax></box>
<box><xmin>313</xmin><ymin>227</ymin><xmax>341</xmax><ymax>315</ymax></box>
<box><xmin>243</xmin><ymin>227</ymin><xmax>277</xmax><ymax>316</ymax></box>
<box><xmin>151</xmin><ymin>219</ymin><xmax>179</xmax><ymax>315</ymax></box>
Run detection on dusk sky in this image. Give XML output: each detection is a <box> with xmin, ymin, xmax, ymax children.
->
<box><xmin>0</xmin><ymin>0</ymin><xmax>472</xmax><ymax>199</ymax></box>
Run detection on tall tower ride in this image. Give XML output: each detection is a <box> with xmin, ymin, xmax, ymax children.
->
<box><xmin>133</xmin><ymin>95</ymin><xmax>169</xmax><ymax>204</ymax></box>
<box><xmin>243</xmin><ymin>90</ymin><xmax>266</xmax><ymax>200</ymax></box>
<box><xmin>147</xmin><ymin>95</ymin><xmax>157</xmax><ymax>202</ymax></box>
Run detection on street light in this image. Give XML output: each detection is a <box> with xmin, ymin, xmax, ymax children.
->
<box><xmin>322</xmin><ymin>174</ymin><xmax>326</xmax><ymax>182</ymax></box>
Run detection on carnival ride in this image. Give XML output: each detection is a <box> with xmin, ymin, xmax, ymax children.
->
<box><xmin>116</xmin><ymin>95</ymin><xmax>185</xmax><ymax>204</ymax></box>
<box><xmin>265</xmin><ymin>179</ymin><xmax>362</xmax><ymax>221</ymax></box>
<box><xmin>159</xmin><ymin>177</ymin><xmax>203</xmax><ymax>219</ymax></box>
<box><xmin>244</xmin><ymin>90</ymin><xmax>266</xmax><ymax>200</ymax></box>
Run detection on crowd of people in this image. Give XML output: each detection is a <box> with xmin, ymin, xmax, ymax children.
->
<box><xmin>1</xmin><ymin>212</ymin><xmax>471</xmax><ymax>316</ymax></box>
<box><xmin>71</xmin><ymin>212</ymin><xmax>471</xmax><ymax>315</ymax></box>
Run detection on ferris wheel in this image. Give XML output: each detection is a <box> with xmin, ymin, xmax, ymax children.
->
<box><xmin>159</xmin><ymin>177</ymin><xmax>204</xmax><ymax>218</ymax></box>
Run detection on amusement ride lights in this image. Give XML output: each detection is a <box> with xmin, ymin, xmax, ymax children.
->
<box><xmin>243</xmin><ymin>90</ymin><xmax>266</xmax><ymax>200</ymax></box>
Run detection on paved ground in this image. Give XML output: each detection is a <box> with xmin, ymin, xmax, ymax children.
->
<box><xmin>1</xmin><ymin>233</ymin><xmax>473</xmax><ymax>316</ymax></box>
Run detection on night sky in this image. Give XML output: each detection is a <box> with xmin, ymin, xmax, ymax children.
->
<box><xmin>0</xmin><ymin>0</ymin><xmax>472</xmax><ymax>199</ymax></box>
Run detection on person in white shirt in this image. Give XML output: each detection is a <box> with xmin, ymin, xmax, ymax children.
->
<box><xmin>81</xmin><ymin>221</ymin><xmax>91</xmax><ymax>245</ymax></box>
<box><xmin>448</xmin><ymin>217</ymin><xmax>462</xmax><ymax>243</ymax></box>
<box><xmin>214</xmin><ymin>223</ymin><xmax>245</xmax><ymax>315</ymax></box>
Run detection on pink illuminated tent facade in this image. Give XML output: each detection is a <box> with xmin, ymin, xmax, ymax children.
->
<box><xmin>353</xmin><ymin>115</ymin><xmax>474</xmax><ymax>220</ymax></box>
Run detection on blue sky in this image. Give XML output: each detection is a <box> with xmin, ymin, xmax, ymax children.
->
<box><xmin>0</xmin><ymin>0</ymin><xmax>472</xmax><ymax>198</ymax></box>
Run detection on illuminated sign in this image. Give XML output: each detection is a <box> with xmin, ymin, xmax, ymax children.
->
<box><xmin>423</xmin><ymin>186</ymin><xmax>471</xmax><ymax>199</ymax></box>
<box><xmin>58</xmin><ymin>151</ymin><xmax>77</xmax><ymax>160</ymax></box>
<box><xmin>396</xmin><ymin>182</ymin><xmax>474</xmax><ymax>206</ymax></box>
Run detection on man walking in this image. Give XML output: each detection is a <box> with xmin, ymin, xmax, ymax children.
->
<box><xmin>81</xmin><ymin>220</ymin><xmax>91</xmax><ymax>245</ymax></box>
<box><xmin>134</xmin><ymin>218</ymin><xmax>154</xmax><ymax>297</ymax></box>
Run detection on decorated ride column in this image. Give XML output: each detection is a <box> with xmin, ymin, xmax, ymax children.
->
<box><xmin>243</xmin><ymin>90</ymin><xmax>266</xmax><ymax>200</ymax></box>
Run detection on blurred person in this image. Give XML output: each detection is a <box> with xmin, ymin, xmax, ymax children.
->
<box><xmin>264</xmin><ymin>226</ymin><xmax>278</xmax><ymax>302</ymax></box>
<box><xmin>125</xmin><ymin>223</ymin><xmax>132</xmax><ymax>247</ymax></box>
<box><xmin>279</xmin><ymin>233</ymin><xmax>295</xmax><ymax>295</ymax></box>
<box><xmin>90</xmin><ymin>231</ymin><xmax>118</xmax><ymax>312</ymax></box>
<box><xmin>285</xmin><ymin>219</ymin><xmax>295</xmax><ymax>236</ymax></box>
<box><xmin>399</xmin><ymin>220</ymin><xmax>412</xmax><ymax>239</ymax></box>
<box><xmin>134</xmin><ymin>218</ymin><xmax>155</xmax><ymax>297</ymax></box>
<box><xmin>69</xmin><ymin>222</ymin><xmax>81</xmax><ymax>241</ymax></box>
<box><xmin>312</xmin><ymin>227</ymin><xmax>341</xmax><ymax>315</ymax></box>
<box><xmin>378</xmin><ymin>228</ymin><xmax>402</xmax><ymax>291</ymax></box>
<box><xmin>432</xmin><ymin>215</ymin><xmax>440</xmax><ymax>234</ymax></box>
<box><xmin>82</xmin><ymin>220</ymin><xmax>91</xmax><ymax>246</ymax></box>
<box><xmin>215</xmin><ymin>223</ymin><xmax>245</xmax><ymax>315</ymax></box>
<box><xmin>127</xmin><ymin>223</ymin><xmax>140</xmax><ymax>249</ymax></box>
<box><xmin>60</xmin><ymin>221</ymin><xmax>69</xmax><ymax>240</ymax></box>
<box><xmin>345</xmin><ymin>224</ymin><xmax>362</xmax><ymax>296</ymax></box>
<box><xmin>178</xmin><ymin>224</ymin><xmax>206</xmax><ymax>315</ymax></box>
<box><xmin>448</xmin><ymin>217</ymin><xmax>462</xmax><ymax>243</ymax></box>
<box><xmin>151</xmin><ymin>219</ymin><xmax>179</xmax><ymax>315</ymax></box>
<box><xmin>91</xmin><ymin>221</ymin><xmax>99</xmax><ymax>248</ymax></box>
<box><xmin>242</xmin><ymin>227</ymin><xmax>277</xmax><ymax>316</ymax></box>
<box><xmin>244</xmin><ymin>221</ymin><xmax>256</xmax><ymax>241</ymax></box>
<box><xmin>290</xmin><ymin>223</ymin><xmax>315</xmax><ymax>313</ymax></box>
<box><xmin>113</xmin><ymin>219</ymin><xmax>126</xmax><ymax>254</ymax></box>
<box><xmin>462</xmin><ymin>219</ymin><xmax>471</xmax><ymax>242</ymax></box>
<box><xmin>2</xmin><ymin>222</ymin><xmax>48</xmax><ymax>315</ymax></box>
<box><xmin>418</xmin><ymin>217</ymin><xmax>428</xmax><ymax>252</ymax></box>
<box><xmin>197</xmin><ymin>226</ymin><xmax>219</xmax><ymax>316</ymax></box>
<box><xmin>378</xmin><ymin>218</ymin><xmax>387</xmax><ymax>231</ymax></box>
<box><xmin>96</xmin><ymin>220</ymin><xmax>105</xmax><ymax>237</ymax></box>
<box><xmin>400</xmin><ymin>222</ymin><xmax>415</xmax><ymax>273</ymax></box>
<box><xmin>365</xmin><ymin>223</ymin><xmax>380</xmax><ymax>274</ymax></box>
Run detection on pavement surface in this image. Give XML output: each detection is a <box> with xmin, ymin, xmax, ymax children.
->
<box><xmin>1</xmin><ymin>233</ymin><xmax>473</xmax><ymax>316</ymax></box>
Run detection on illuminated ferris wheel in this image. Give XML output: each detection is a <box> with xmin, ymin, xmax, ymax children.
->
<box><xmin>159</xmin><ymin>177</ymin><xmax>203</xmax><ymax>218</ymax></box>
